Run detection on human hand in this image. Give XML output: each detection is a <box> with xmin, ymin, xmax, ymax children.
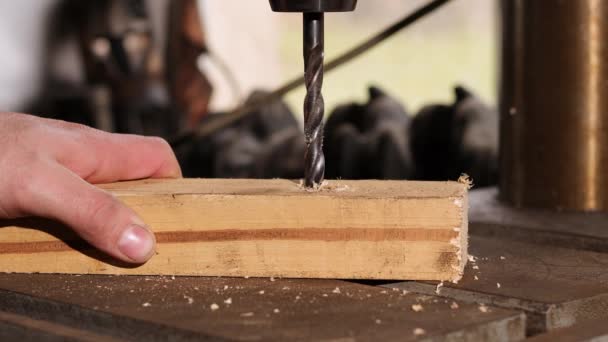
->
<box><xmin>0</xmin><ymin>113</ymin><xmax>182</xmax><ymax>263</ymax></box>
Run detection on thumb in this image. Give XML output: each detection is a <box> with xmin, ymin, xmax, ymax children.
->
<box><xmin>16</xmin><ymin>160</ymin><xmax>156</xmax><ymax>264</ymax></box>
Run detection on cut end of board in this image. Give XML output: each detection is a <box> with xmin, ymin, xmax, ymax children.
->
<box><xmin>0</xmin><ymin>179</ymin><xmax>469</xmax><ymax>281</ymax></box>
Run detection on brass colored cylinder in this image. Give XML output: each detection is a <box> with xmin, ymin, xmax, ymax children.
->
<box><xmin>500</xmin><ymin>0</ymin><xmax>608</xmax><ymax>211</ymax></box>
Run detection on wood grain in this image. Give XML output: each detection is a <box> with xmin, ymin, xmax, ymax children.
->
<box><xmin>0</xmin><ymin>179</ymin><xmax>468</xmax><ymax>281</ymax></box>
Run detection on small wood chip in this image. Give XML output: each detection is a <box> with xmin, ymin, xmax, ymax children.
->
<box><xmin>332</xmin><ymin>287</ymin><xmax>341</xmax><ymax>294</ymax></box>
<box><xmin>273</xmin><ymin>308</ymin><xmax>280</xmax><ymax>314</ymax></box>
<box><xmin>497</xmin><ymin>283</ymin><xmax>501</xmax><ymax>289</ymax></box>
<box><xmin>474</xmin><ymin>275</ymin><xmax>479</xmax><ymax>281</ymax></box>
<box><xmin>500</xmin><ymin>256</ymin><xmax>506</xmax><ymax>260</ymax></box>
<box><xmin>375</xmin><ymin>319</ymin><xmax>382</xmax><ymax>324</ymax></box>
<box><xmin>184</xmin><ymin>295</ymin><xmax>194</xmax><ymax>304</ymax></box>
<box><xmin>413</xmin><ymin>328</ymin><xmax>426</xmax><ymax>336</ymax></box>
<box><xmin>210</xmin><ymin>303</ymin><xmax>220</xmax><ymax>311</ymax></box>
<box><xmin>450</xmin><ymin>302</ymin><xmax>459</xmax><ymax>309</ymax></box>
<box><xmin>259</xmin><ymin>290</ymin><xmax>265</xmax><ymax>295</ymax></box>
<box><xmin>435</xmin><ymin>282</ymin><xmax>444</xmax><ymax>294</ymax></box>
<box><xmin>479</xmin><ymin>304</ymin><xmax>489</xmax><ymax>313</ymax></box>
<box><xmin>472</xmin><ymin>265</ymin><xmax>480</xmax><ymax>270</ymax></box>
<box><xmin>224</xmin><ymin>298</ymin><xmax>232</xmax><ymax>305</ymax></box>
<box><xmin>270</xmin><ymin>277</ymin><xmax>276</xmax><ymax>282</ymax></box>
<box><xmin>142</xmin><ymin>302</ymin><xmax>151</xmax><ymax>307</ymax></box>
<box><xmin>411</xmin><ymin>304</ymin><xmax>424</xmax><ymax>312</ymax></box>
<box><xmin>240</xmin><ymin>312</ymin><xmax>254</xmax><ymax>317</ymax></box>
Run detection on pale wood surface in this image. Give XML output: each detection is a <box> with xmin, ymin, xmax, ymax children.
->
<box><xmin>0</xmin><ymin>179</ymin><xmax>468</xmax><ymax>281</ymax></box>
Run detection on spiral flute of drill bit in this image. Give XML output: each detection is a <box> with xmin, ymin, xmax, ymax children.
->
<box><xmin>303</xmin><ymin>13</ymin><xmax>326</xmax><ymax>188</ymax></box>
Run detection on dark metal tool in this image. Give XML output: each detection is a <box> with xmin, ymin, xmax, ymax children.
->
<box><xmin>270</xmin><ymin>0</ymin><xmax>357</xmax><ymax>187</ymax></box>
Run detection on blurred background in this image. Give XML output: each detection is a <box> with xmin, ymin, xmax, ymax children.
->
<box><xmin>201</xmin><ymin>0</ymin><xmax>497</xmax><ymax>114</ymax></box>
<box><xmin>0</xmin><ymin>0</ymin><xmax>499</xmax><ymax>187</ymax></box>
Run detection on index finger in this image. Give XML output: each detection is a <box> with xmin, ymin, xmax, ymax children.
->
<box><xmin>52</xmin><ymin>124</ymin><xmax>182</xmax><ymax>183</ymax></box>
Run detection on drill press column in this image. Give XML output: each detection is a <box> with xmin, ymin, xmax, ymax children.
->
<box><xmin>270</xmin><ymin>0</ymin><xmax>357</xmax><ymax>188</ymax></box>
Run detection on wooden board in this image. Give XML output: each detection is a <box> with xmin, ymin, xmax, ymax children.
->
<box><xmin>0</xmin><ymin>275</ymin><xmax>524</xmax><ymax>341</ymax></box>
<box><xmin>527</xmin><ymin>318</ymin><xmax>608</xmax><ymax>342</ymax></box>
<box><xmin>470</xmin><ymin>188</ymin><xmax>608</xmax><ymax>253</ymax></box>
<box><xmin>0</xmin><ymin>179</ymin><xmax>468</xmax><ymax>281</ymax></box>
<box><xmin>386</xmin><ymin>236</ymin><xmax>608</xmax><ymax>335</ymax></box>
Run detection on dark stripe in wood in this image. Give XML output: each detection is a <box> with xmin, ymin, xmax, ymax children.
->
<box><xmin>0</xmin><ymin>228</ymin><xmax>457</xmax><ymax>255</ymax></box>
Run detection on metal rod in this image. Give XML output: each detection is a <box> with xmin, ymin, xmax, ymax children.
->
<box><xmin>499</xmin><ymin>0</ymin><xmax>608</xmax><ymax>211</ymax></box>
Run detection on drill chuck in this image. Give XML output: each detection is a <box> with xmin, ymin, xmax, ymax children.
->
<box><xmin>270</xmin><ymin>0</ymin><xmax>357</xmax><ymax>12</ymax></box>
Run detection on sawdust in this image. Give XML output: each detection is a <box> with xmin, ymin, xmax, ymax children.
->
<box><xmin>224</xmin><ymin>298</ymin><xmax>232</xmax><ymax>305</ymax></box>
<box><xmin>210</xmin><ymin>303</ymin><xmax>220</xmax><ymax>311</ymax></box>
<box><xmin>241</xmin><ymin>312</ymin><xmax>254</xmax><ymax>317</ymax></box>
<box><xmin>298</xmin><ymin>179</ymin><xmax>352</xmax><ymax>193</ymax></box>
<box><xmin>332</xmin><ymin>287</ymin><xmax>341</xmax><ymax>294</ymax></box>
<box><xmin>413</xmin><ymin>328</ymin><xmax>426</xmax><ymax>336</ymax></box>
<box><xmin>297</xmin><ymin>179</ymin><xmax>326</xmax><ymax>192</ymax></box>
<box><xmin>458</xmin><ymin>174</ymin><xmax>474</xmax><ymax>189</ymax></box>
<box><xmin>411</xmin><ymin>304</ymin><xmax>424</xmax><ymax>312</ymax></box>
<box><xmin>273</xmin><ymin>308</ymin><xmax>280</xmax><ymax>314</ymax></box>
<box><xmin>450</xmin><ymin>302</ymin><xmax>459</xmax><ymax>309</ymax></box>
<box><xmin>184</xmin><ymin>295</ymin><xmax>194</xmax><ymax>304</ymax></box>
<box><xmin>375</xmin><ymin>319</ymin><xmax>382</xmax><ymax>324</ymax></box>
<box><xmin>435</xmin><ymin>282</ymin><xmax>444</xmax><ymax>294</ymax></box>
<box><xmin>474</xmin><ymin>275</ymin><xmax>479</xmax><ymax>281</ymax></box>
<box><xmin>496</xmin><ymin>283</ymin><xmax>501</xmax><ymax>289</ymax></box>
<box><xmin>142</xmin><ymin>302</ymin><xmax>151</xmax><ymax>307</ymax></box>
<box><xmin>478</xmin><ymin>304</ymin><xmax>489</xmax><ymax>313</ymax></box>
<box><xmin>259</xmin><ymin>290</ymin><xmax>265</xmax><ymax>295</ymax></box>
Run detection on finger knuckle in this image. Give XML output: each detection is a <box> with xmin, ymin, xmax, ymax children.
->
<box><xmin>10</xmin><ymin>154</ymin><xmax>45</xmax><ymax>208</ymax></box>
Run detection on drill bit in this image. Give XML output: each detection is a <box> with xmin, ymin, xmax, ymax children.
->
<box><xmin>303</xmin><ymin>13</ymin><xmax>325</xmax><ymax>188</ymax></box>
